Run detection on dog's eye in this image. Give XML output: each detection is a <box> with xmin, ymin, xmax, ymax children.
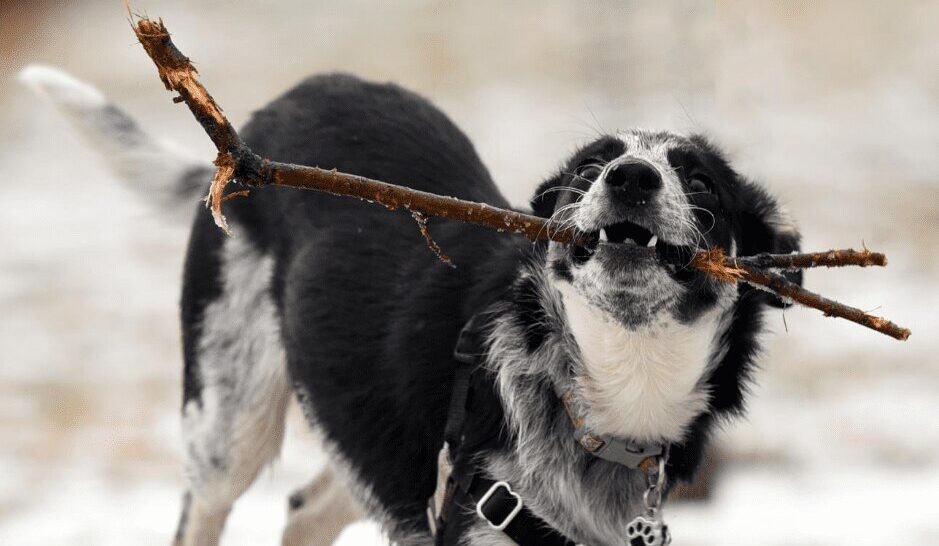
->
<box><xmin>577</xmin><ymin>164</ymin><xmax>603</xmax><ymax>181</ymax></box>
<box><xmin>687</xmin><ymin>173</ymin><xmax>713</xmax><ymax>194</ymax></box>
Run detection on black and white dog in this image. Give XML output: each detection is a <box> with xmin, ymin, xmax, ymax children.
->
<box><xmin>24</xmin><ymin>66</ymin><xmax>800</xmax><ymax>546</ymax></box>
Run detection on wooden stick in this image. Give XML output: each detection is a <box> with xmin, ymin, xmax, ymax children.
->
<box><xmin>130</xmin><ymin>14</ymin><xmax>909</xmax><ymax>341</ymax></box>
<box><xmin>691</xmin><ymin>249</ymin><xmax>910</xmax><ymax>340</ymax></box>
<box><xmin>734</xmin><ymin>248</ymin><xmax>887</xmax><ymax>270</ymax></box>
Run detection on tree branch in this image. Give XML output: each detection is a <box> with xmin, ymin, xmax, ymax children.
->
<box><xmin>410</xmin><ymin>211</ymin><xmax>454</xmax><ymax>268</ymax></box>
<box><xmin>129</xmin><ymin>13</ymin><xmax>909</xmax><ymax>341</ymax></box>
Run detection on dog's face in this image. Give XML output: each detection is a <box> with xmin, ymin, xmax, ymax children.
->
<box><xmin>532</xmin><ymin>129</ymin><xmax>801</xmax><ymax>329</ymax></box>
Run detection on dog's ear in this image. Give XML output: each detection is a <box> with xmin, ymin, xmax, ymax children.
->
<box><xmin>737</xmin><ymin>180</ymin><xmax>802</xmax><ymax>308</ymax></box>
<box><xmin>530</xmin><ymin>172</ymin><xmax>564</xmax><ymax>218</ymax></box>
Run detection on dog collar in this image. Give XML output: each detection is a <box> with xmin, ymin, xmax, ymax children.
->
<box><xmin>556</xmin><ymin>384</ymin><xmax>664</xmax><ymax>470</ymax></box>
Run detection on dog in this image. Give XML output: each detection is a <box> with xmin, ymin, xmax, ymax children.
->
<box><xmin>23</xmin><ymin>66</ymin><xmax>801</xmax><ymax>546</ymax></box>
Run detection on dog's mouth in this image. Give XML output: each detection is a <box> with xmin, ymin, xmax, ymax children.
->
<box><xmin>598</xmin><ymin>221</ymin><xmax>658</xmax><ymax>248</ymax></box>
<box><xmin>572</xmin><ymin>219</ymin><xmax>657</xmax><ymax>263</ymax></box>
<box><xmin>571</xmin><ymin>219</ymin><xmax>697</xmax><ymax>282</ymax></box>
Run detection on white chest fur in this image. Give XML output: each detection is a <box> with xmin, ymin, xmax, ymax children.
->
<box><xmin>557</xmin><ymin>282</ymin><xmax>725</xmax><ymax>443</ymax></box>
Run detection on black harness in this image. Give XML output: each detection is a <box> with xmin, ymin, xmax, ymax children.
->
<box><xmin>430</xmin><ymin>314</ymin><xmax>667</xmax><ymax>546</ymax></box>
<box><xmin>430</xmin><ymin>314</ymin><xmax>577</xmax><ymax>546</ymax></box>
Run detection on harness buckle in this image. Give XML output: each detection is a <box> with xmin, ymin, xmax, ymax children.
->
<box><xmin>476</xmin><ymin>481</ymin><xmax>523</xmax><ymax>531</ymax></box>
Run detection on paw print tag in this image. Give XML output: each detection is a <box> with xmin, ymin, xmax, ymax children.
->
<box><xmin>627</xmin><ymin>452</ymin><xmax>671</xmax><ymax>546</ymax></box>
<box><xmin>626</xmin><ymin>515</ymin><xmax>670</xmax><ymax>546</ymax></box>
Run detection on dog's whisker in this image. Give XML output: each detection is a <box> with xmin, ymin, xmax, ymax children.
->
<box><xmin>542</xmin><ymin>201</ymin><xmax>583</xmax><ymax>238</ymax></box>
<box><xmin>680</xmin><ymin>204</ymin><xmax>717</xmax><ymax>236</ymax></box>
<box><xmin>542</xmin><ymin>184</ymin><xmax>587</xmax><ymax>196</ymax></box>
<box><xmin>561</xmin><ymin>171</ymin><xmax>598</xmax><ymax>183</ymax></box>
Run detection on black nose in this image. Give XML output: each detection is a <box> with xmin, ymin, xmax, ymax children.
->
<box><xmin>605</xmin><ymin>161</ymin><xmax>661</xmax><ymax>204</ymax></box>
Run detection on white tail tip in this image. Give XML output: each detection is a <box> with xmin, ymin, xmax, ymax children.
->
<box><xmin>18</xmin><ymin>64</ymin><xmax>108</xmax><ymax>111</ymax></box>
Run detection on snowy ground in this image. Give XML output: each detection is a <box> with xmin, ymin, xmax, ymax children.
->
<box><xmin>1</xmin><ymin>1</ymin><xmax>937</xmax><ymax>544</ymax></box>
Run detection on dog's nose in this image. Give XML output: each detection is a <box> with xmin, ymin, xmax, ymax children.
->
<box><xmin>605</xmin><ymin>161</ymin><xmax>661</xmax><ymax>204</ymax></box>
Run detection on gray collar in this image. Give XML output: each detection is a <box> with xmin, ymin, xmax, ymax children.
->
<box><xmin>554</xmin><ymin>382</ymin><xmax>664</xmax><ymax>469</ymax></box>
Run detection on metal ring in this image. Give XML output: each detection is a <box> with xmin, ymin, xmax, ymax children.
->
<box><xmin>643</xmin><ymin>484</ymin><xmax>663</xmax><ymax>511</ymax></box>
<box><xmin>656</xmin><ymin>454</ymin><xmax>667</xmax><ymax>491</ymax></box>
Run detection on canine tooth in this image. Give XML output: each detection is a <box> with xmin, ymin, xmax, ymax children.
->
<box><xmin>647</xmin><ymin>235</ymin><xmax>658</xmax><ymax>247</ymax></box>
<box><xmin>599</xmin><ymin>229</ymin><xmax>608</xmax><ymax>242</ymax></box>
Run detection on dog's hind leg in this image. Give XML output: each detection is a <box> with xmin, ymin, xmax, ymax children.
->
<box><xmin>174</xmin><ymin>237</ymin><xmax>289</xmax><ymax>546</ymax></box>
<box><xmin>281</xmin><ymin>466</ymin><xmax>365</xmax><ymax>546</ymax></box>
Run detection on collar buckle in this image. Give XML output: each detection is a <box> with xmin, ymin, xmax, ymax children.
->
<box><xmin>592</xmin><ymin>437</ymin><xmax>664</xmax><ymax>469</ymax></box>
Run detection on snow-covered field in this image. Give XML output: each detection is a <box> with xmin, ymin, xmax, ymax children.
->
<box><xmin>1</xmin><ymin>1</ymin><xmax>937</xmax><ymax>544</ymax></box>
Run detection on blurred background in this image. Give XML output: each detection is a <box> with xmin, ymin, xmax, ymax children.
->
<box><xmin>1</xmin><ymin>1</ymin><xmax>937</xmax><ymax>544</ymax></box>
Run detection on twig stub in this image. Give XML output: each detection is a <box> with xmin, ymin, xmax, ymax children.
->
<box><xmin>203</xmin><ymin>152</ymin><xmax>236</xmax><ymax>233</ymax></box>
<box><xmin>410</xmin><ymin>211</ymin><xmax>454</xmax><ymax>268</ymax></box>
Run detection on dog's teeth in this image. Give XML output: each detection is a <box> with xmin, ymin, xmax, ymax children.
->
<box><xmin>599</xmin><ymin>229</ymin><xmax>608</xmax><ymax>242</ymax></box>
<box><xmin>647</xmin><ymin>235</ymin><xmax>658</xmax><ymax>248</ymax></box>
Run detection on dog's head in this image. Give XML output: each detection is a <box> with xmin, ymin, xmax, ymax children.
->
<box><xmin>522</xmin><ymin>130</ymin><xmax>802</xmax><ymax>446</ymax></box>
<box><xmin>532</xmin><ymin>130</ymin><xmax>801</xmax><ymax>329</ymax></box>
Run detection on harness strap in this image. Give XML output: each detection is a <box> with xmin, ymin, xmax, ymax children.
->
<box><xmin>450</xmin><ymin>473</ymin><xmax>578</xmax><ymax>546</ymax></box>
<box><xmin>432</xmin><ymin>314</ymin><xmax>578</xmax><ymax>545</ymax></box>
<box><xmin>444</xmin><ymin>315</ymin><xmax>480</xmax><ymax>451</ymax></box>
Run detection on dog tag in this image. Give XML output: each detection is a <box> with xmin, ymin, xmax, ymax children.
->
<box><xmin>627</xmin><ymin>452</ymin><xmax>671</xmax><ymax>546</ymax></box>
<box><xmin>626</xmin><ymin>515</ymin><xmax>670</xmax><ymax>546</ymax></box>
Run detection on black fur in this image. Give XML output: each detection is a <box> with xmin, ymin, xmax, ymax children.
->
<box><xmin>179</xmin><ymin>208</ymin><xmax>225</xmax><ymax>407</ymax></box>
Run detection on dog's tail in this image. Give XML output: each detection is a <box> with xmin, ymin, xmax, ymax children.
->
<box><xmin>18</xmin><ymin>64</ymin><xmax>212</xmax><ymax>221</ymax></box>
